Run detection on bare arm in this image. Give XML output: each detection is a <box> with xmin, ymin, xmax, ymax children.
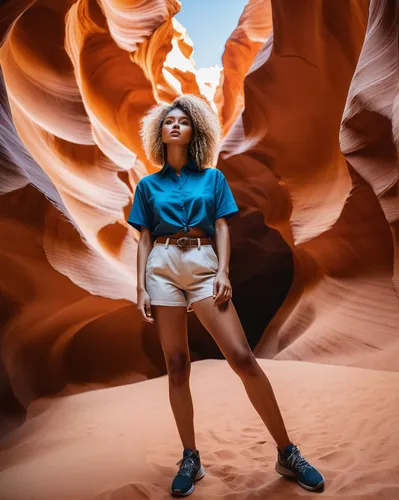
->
<box><xmin>213</xmin><ymin>217</ymin><xmax>233</xmax><ymax>306</ymax></box>
<box><xmin>136</xmin><ymin>227</ymin><xmax>154</xmax><ymax>323</ymax></box>
<box><xmin>214</xmin><ymin>217</ymin><xmax>231</xmax><ymax>275</ymax></box>
<box><xmin>136</xmin><ymin>227</ymin><xmax>153</xmax><ymax>291</ymax></box>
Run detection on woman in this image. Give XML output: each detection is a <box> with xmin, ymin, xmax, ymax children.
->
<box><xmin>128</xmin><ymin>94</ymin><xmax>324</xmax><ymax>497</ymax></box>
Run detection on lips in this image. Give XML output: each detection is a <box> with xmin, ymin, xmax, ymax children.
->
<box><xmin>170</xmin><ymin>130</ymin><xmax>180</xmax><ymax>136</ymax></box>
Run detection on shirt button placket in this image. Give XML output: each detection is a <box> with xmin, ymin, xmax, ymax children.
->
<box><xmin>178</xmin><ymin>175</ymin><xmax>188</xmax><ymax>232</ymax></box>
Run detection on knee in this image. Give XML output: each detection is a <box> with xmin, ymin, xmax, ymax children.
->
<box><xmin>167</xmin><ymin>352</ymin><xmax>190</xmax><ymax>385</ymax></box>
<box><xmin>228</xmin><ymin>348</ymin><xmax>258</xmax><ymax>377</ymax></box>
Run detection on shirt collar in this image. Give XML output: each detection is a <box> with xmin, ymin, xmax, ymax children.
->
<box><xmin>159</xmin><ymin>158</ymin><xmax>200</xmax><ymax>177</ymax></box>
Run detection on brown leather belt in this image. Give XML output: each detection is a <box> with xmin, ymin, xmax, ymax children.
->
<box><xmin>155</xmin><ymin>236</ymin><xmax>212</xmax><ymax>247</ymax></box>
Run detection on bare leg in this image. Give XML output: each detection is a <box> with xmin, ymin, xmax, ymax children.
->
<box><xmin>191</xmin><ymin>297</ymin><xmax>291</xmax><ymax>451</ymax></box>
<box><xmin>152</xmin><ymin>305</ymin><xmax>197</xmax><ymax>451</ymax></box>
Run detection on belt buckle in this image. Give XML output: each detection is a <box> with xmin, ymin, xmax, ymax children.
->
<box><xmin>177</xmin><ymin>236</ymin><xmax>190</xmax><ymax>247</ymax></box>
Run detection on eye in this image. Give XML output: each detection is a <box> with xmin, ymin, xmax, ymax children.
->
<box><xmin>164</xmin><ymin>118</ymin><xmax>190</xmax><ymax>125</ymax></box>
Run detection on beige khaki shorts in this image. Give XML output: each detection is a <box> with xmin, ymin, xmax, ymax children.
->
<box><xmin>145</xmin><ymin>238</ymin><xmax>219</xmax><ymax>312</ymax></box>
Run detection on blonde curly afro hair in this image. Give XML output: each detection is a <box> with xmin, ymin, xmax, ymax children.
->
<box><xmin>139</xmin><ymin>94</ymin><xmax>222</xmax><ymax>170</ymax></box>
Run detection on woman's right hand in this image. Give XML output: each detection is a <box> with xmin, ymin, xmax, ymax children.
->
<box><xmin>137</xmin><ymin>288</ymin><xmax>154</xmax><ymax>324</ymax></box>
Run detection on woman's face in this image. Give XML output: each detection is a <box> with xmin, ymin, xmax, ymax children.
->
<box><xmin>161</xmin><ymin>108</ymin><xmax>193</xmax><ymax>146</ymax></box>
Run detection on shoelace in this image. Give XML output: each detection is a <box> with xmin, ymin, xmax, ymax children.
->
<box><xmin>176</xmin><ymin>455</ymin><xmax>198</xmax><ymax>478</ymax></box>
<box><xmin>287</xmin><ymin>447</ymin><xmax>313</xmax><ymax>475</ymax></box>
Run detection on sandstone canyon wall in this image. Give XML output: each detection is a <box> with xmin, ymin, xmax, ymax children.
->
<box><xmin>0</xmin><ymin>0</ymin><xmax>398</xmax><ymax>430</ymax></box>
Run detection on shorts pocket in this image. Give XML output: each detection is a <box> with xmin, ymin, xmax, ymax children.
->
<box><xmin>204</xmin><ymin>245</ymin><xmax>218</xmax><ymax>270</ymax></box>
<box><xmin>146</xmin><ymin>247</ymin><xmax>158</xmax><ymax>271</ymax></box>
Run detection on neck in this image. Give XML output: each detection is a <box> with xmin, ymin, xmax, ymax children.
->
<box><xmin>165</xmin><ymin>145</ymin><xmax>189</xmax><ymax>171</ymax></box>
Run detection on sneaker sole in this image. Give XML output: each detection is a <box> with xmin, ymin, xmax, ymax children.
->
<box><xmin>170</xmin><ymin>465</ymin><xmax>206</xmax><ymax>497</ymax></box>
<box><xmin>275</xmin><ymin>460</ymin><xmax>325</xmax><ymax>492</ymax></box>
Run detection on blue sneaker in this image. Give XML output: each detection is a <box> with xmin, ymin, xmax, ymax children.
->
<box><xmin>170</xmin><ymin>448</ymin><xmax>205</xmax><ymax>497</ymax></box>
<box><xmin>275</xmin><ymin>443</ymin><xmax>325</xmax><ymax>491</ymax></box>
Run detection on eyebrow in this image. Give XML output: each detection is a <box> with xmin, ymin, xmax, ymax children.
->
<box><xmin>164</xmin><ymin>115</ymin><xmax>190</xmax><ymax>120</ymax></box>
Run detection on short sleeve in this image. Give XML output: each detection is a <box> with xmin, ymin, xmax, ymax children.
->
<box><xmin>215</xmin><ymin>172</ymin><xmax>239</xmax><ymax>221</ymax></box>
<box><xmin>128</xmin><ymin>181</ymin><xmax>152</xmax><ymax>231</ymax></box>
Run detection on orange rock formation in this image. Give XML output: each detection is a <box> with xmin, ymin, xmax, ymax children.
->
<box><xmin>0</xmin><ymin>4</ymin><xmax>398</xmax><ymax>495</ymax></box>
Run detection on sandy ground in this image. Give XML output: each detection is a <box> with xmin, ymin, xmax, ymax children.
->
<box><xmin>0</xmin><ymin>358</ymin><xmax>398</xmax><ymax>499</ymax></box>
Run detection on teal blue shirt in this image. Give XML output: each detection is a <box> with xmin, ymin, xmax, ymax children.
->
<box><xmin>128</xmin><ymin>158</ymin><xmax>239</xmax><ymax>240</ymax></box>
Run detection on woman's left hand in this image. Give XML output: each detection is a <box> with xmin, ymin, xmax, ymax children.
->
<box><xmin>213</xmin><ymin>270</ymin><xmax>232</xmax><ymax>306</ymax></box>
